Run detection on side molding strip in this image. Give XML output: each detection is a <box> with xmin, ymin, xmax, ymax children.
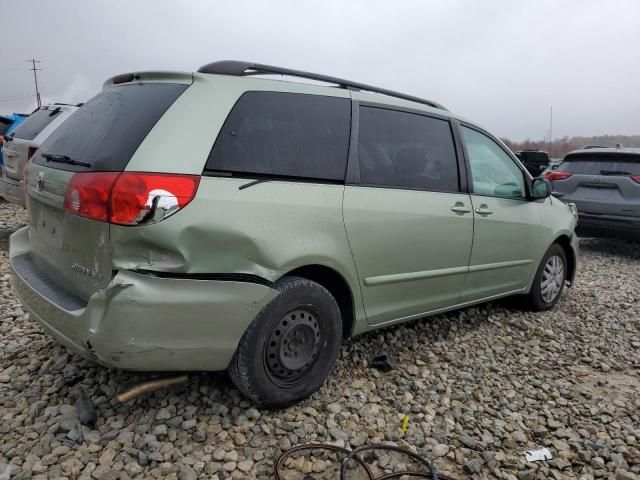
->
<box><xmin>364</xmin><ymin>259</ymin><xmax>533</xmax><ymax>287</ymax></box>
<box><xmin>364</xmin><ymin>266</ymin><xmax>468</xmax><ymax>286</ymax></box>
<box><xmin>467</xmin><ymin>259</ymin><xmax>533</xmax><ymax>272</ymax></box>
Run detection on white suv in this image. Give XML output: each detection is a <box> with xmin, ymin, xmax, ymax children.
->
<box><xmin>0</xmin><ymin>104</ymin><xmax>80</xmax><ymax>207</ymax></box>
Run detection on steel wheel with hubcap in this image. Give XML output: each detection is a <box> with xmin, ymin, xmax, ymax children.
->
<box><xmin>526</xmin><ymin>243</ymin><xmax>568</xmax><ymax>311</ymax></box>
<box><xmin>265</xmin><ymin>308</ymin><xmax>321</xmax><ymax>386</ymax></box>
<box><xmin>541</xmin><ymin>254</ymin><xmax>565</xmax><ymax>303</ymax></box>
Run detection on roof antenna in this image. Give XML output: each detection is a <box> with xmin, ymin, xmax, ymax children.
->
<box><xmin>616</xmin><ymin>143</ymin><xmax>623</xmax><ymax>149</ymax></box>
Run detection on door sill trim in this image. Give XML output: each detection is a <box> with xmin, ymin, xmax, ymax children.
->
<box><xmin>369</xmin><ymin>288</ymin><xmax>526</xmax><ymax>328</ymax></box>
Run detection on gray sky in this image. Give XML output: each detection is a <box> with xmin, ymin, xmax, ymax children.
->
<box><xmin>2</xmin><ymin>0</ymin><xmax>639</xmax><ymax>141</ymax></box>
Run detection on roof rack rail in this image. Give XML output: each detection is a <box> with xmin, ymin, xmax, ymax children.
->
<box><xmin>582</xmin><ymin>145</ymin><xmax>607</xmax><ymax>149</ymax></box>
<box><xmin>197</xmin><ymin>60</ymin><xmax>448</xmax><ymax>111</ymax></box>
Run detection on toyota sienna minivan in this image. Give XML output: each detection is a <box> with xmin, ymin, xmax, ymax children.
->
<box><xmin>10</xmin><ymin>61</ymin><xmax>579</xmax><ymax>407</ymax></box>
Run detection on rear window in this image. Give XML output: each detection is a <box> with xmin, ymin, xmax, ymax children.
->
<box><xmin>206</xmin><ymin>91</ymin><xmax>351</xmax><ymax>181</ymax></box>
<box><xmin>12</xmin><ymin>108</ymin><xmax>61</xmax><ymax>141</ymax></box>
<box><xmin>34</xmin><ymin>83</ymin><xmax>188</xmax><ymax>172</ymax></box>
<box><xmin>559</xmin><ymin>154</ymin><xmax>640</xmax><ymax>176</ymax></box>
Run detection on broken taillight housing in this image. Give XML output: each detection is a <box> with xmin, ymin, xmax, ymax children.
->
<box><xmin>64</xmin><ymin>172</ymin><xmax>200</xmax><ymax>225</ymax></box>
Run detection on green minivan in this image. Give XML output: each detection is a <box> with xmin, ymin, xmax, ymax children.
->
<box><xmin>10</xmin><ymin>61</ymin><xmax>579</xmax><ymax>407</ymax></box>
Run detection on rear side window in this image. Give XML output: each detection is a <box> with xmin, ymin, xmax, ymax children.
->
<box><xmin>34</xmin><ymin>83</ymin><xmax>188</xmax><ymax>172</ymax></box>
<box><xmin>12</xmin><ymin>108</ymin><xmax>61</xmax><ymax>141</ymax></box>
<box><xmin>357</xmin><ymin>107</ymin><xmax>459</xmax><ymax>191</ymax></box>
<box><xmin>207</xmin><ymin>91</ymin><xmax>351</xmax><ymax>181</ymax></box>
<box><xmin>558</xmin><ymin>154</ymin><xmax>640</xmax><ymax>176</ymax></box>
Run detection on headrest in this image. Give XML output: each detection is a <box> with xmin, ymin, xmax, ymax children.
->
<box><xmin>394</xmin><ymin>146</ymin><xmax>427</xmax><ymax>176</ymax></box>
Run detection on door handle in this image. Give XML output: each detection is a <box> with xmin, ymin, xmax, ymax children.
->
<box><xmin>475</xmin><ymin>206</ymin><xmax>493</xmax><ymax>215</ymax></box>
<box><xmin>450</xmin><ymin>204</ymin><xmax>471</xmax><ymax>214</ymax></box>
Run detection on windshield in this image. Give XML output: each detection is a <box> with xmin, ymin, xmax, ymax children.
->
<box><xmin>558</xmin><ymin>153</ymin><xmax>640</xmax><ymax>175</ymax></box>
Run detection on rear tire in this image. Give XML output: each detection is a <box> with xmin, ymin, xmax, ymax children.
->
<box><xmin>526</xmin><ymin>243</ymin><xmax>567</xmax><ymax>311</ymax></box>
<box><xmin>228</xmin><ymin>276</ymin><xmax>342</xmax><ymax>408</ymax></box>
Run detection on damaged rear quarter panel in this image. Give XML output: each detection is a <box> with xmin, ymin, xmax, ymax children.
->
<box><xmin>109</xmin><ymin>177</ymin><xmax>365</xmax><ymax>324</ymax></box>
<box><xmin>88</xmin><ymin>270</ymin><xmax>279</xmax><ymax>371</ymax></box>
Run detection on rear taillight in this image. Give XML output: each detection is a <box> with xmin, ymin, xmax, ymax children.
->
<box><xmin>632</xmin><ymin>176</ymin><xmax>640</xmax><ymax>184</ymax></box>
<box><xmin>110</xmin><ymin>173</ymin><xmax>200</xmax><ymax>225</ymax></box>
<box><xmin>64</xmin><ymin>172</ymin><xmax>200</xmax><ymax>225</ymax></box>
<box><xmin>64</xmin><ymin>173</ymin><xmax>118</xmax><ymax>222</ymax></box>
<box><xmin>544</xmin><ymin>171</ymin><xmax>572</xmax><ymax>181</ymax></box>
<box><xmin>27</xmin><ymin>147</ymin><xmax>38</xmax><ymax>159</ymax></box>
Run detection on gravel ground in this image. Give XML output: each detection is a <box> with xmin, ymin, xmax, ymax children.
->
<box><xmin>1</xmin><ymin>199</ymin><xmax>639</xmax><ymax>480</ymax></box>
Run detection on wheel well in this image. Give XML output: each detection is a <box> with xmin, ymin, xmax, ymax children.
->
<box><xmin>555</xmin><ymin>235</ymin><xmax>576</xmax><ymax>286</ymax></box>
<box><xmin>284</xmin><ymin>265</ymin><xmax>355</xmax><ymax>338</ymax></box>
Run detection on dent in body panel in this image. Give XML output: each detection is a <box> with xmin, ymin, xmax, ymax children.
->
<box><xmin>85</xmin><ymin>270</ymin><xmax>279</xmax><ymax>370</ymax></box>
<box><xmin>110</xmin><ymin>179</ymin><xmax>362</xmax><ymax>283</ymax></box>
<box><xmin>108</xmin><ymin>179</ymin><xmax>367</xmax><ymax>339</ymax></box>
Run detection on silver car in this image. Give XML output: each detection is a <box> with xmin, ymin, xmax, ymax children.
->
<box><xmin>0</xmin><ymin>104</ymin><xmax>79</xmax><ymax>207</ymax></box>
<box><xmin>545</xmin><ymin>146</ymin><xmax>640</xmax><ymax>239</ymax></box>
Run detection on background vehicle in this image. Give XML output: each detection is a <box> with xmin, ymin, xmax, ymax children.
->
<box><xmin>545</xmin><ymin>146</ymin><xmax>640</xmax><ymax>239</ymax></box>
<box><xmin>0</xmin><ymin>113</ymin><xmax>29</xmax><ymax>168</ymax></box>
<box><xmin>10</xmin><ymin>61</ymin><xmax>579</xmax><ymax>407</ymax></box>
<box><xmin>0</xmin><ymin>104</ymin><xmax>79</xmax><ymax>207</ymax></box>
<box><xmin>515</xmin><ymin>149</ymin><xmax>550</xmax><ymax>177</ymax></box>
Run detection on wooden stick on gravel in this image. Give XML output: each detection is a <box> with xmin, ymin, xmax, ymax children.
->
<box><xmin>116</xmin><ymin>375</ymin><xmax>189</xmax><ymax>403</ymax></box>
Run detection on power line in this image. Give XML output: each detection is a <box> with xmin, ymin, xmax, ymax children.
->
<box><xmin>27</xmin><ymin>59</ymin><xmax>42</xmax><ymax>108</ymax></box>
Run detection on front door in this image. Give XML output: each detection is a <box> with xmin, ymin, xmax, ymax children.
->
<box><xmin>459</xmin><ymin>125</ymin><xmax>543</xmax><ymax>302</ymax></box>
<box><xmin>343</xmin><ymin>105</ymin><xmax>473</xmax><ymax>325</ymax></box>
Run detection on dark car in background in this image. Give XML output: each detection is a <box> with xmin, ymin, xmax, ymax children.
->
<box><xmin>545</xmin><ymin>147</ymin><xmax>640</xmax><ymax>239</ymax></box>
<box><xmin>516</xmin><ymin>149</ymin><xmax>550</xmax><ymax>177</ymax></box>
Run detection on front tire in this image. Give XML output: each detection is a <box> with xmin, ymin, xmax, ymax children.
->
<box><xmin>526</xmin><ymin>243</ymin><xmax>567</xmax><ymax>311</ymax></box>
<box><xmin>228</xmin><ymin>276</ymin><xmax>343</xmax><ymax>408</ymax></box>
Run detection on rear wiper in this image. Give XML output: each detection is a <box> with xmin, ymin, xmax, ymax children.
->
<box><xmin>239</xmin><ymin>178</ymin><xmax>272</xmax><ymax>190</ymax></box>
<box><xmin>42</xmin><ymin>153</ymin><xmax>91</xmax><ymax>168</ymax></box>
<box><xmin>600</xmin><ymin>170</ymin><xmax>631</xmax><ymax>176</ymax></box>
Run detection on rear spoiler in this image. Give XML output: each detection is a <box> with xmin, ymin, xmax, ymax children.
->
<box><xmin>103</xmin><ymin>71</ymin><xmax>194</xmax><ymax>88</ymax></box>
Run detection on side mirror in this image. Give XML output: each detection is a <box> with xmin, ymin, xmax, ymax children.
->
<box><xmin>531</xmin><ymin>177</ymin><xmax>552</xmax><ymax>199</ymax></box>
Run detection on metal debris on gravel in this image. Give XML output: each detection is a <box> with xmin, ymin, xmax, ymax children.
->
<box><xmin>0</xmin><ymin>200</ymin><xmax>639</xmax><ymax>479</ymax></box>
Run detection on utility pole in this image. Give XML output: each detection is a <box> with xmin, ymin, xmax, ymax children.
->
<box><xmin>27</xmin><ymin>58</ymin><xmax>42</xmax><ymax>108</ymax></box>
<box><xmin>549</xmin><ymin>106</ymin><xmax>553</xmax><ymax>157</ymax></box>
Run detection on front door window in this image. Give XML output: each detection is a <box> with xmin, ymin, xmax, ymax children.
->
<box><xmin>461</xmin><ymin>126</ymin><xmax>525</xmax><ymax>199</ymax></box>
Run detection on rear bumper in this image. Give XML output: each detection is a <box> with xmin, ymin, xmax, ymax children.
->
<box><xmin>0</xmin><ymin>175</ymin><xmax>25</xmax><ymax>207</ymax></box>
<box><xmin>577</xmin><ymin>213</ymin><xmax>640</xmax><ymax>240</ymax></box>
<box><xmin>9</xmin><ymin>226</ymin><xmax>278</xmax><ymax>371</ymax></box>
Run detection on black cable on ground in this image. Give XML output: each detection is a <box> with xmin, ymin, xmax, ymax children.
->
<box><xmin>274</xmin><ymin>442</ymin><xmax>458</xmax><ymax>480</ymax></box>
